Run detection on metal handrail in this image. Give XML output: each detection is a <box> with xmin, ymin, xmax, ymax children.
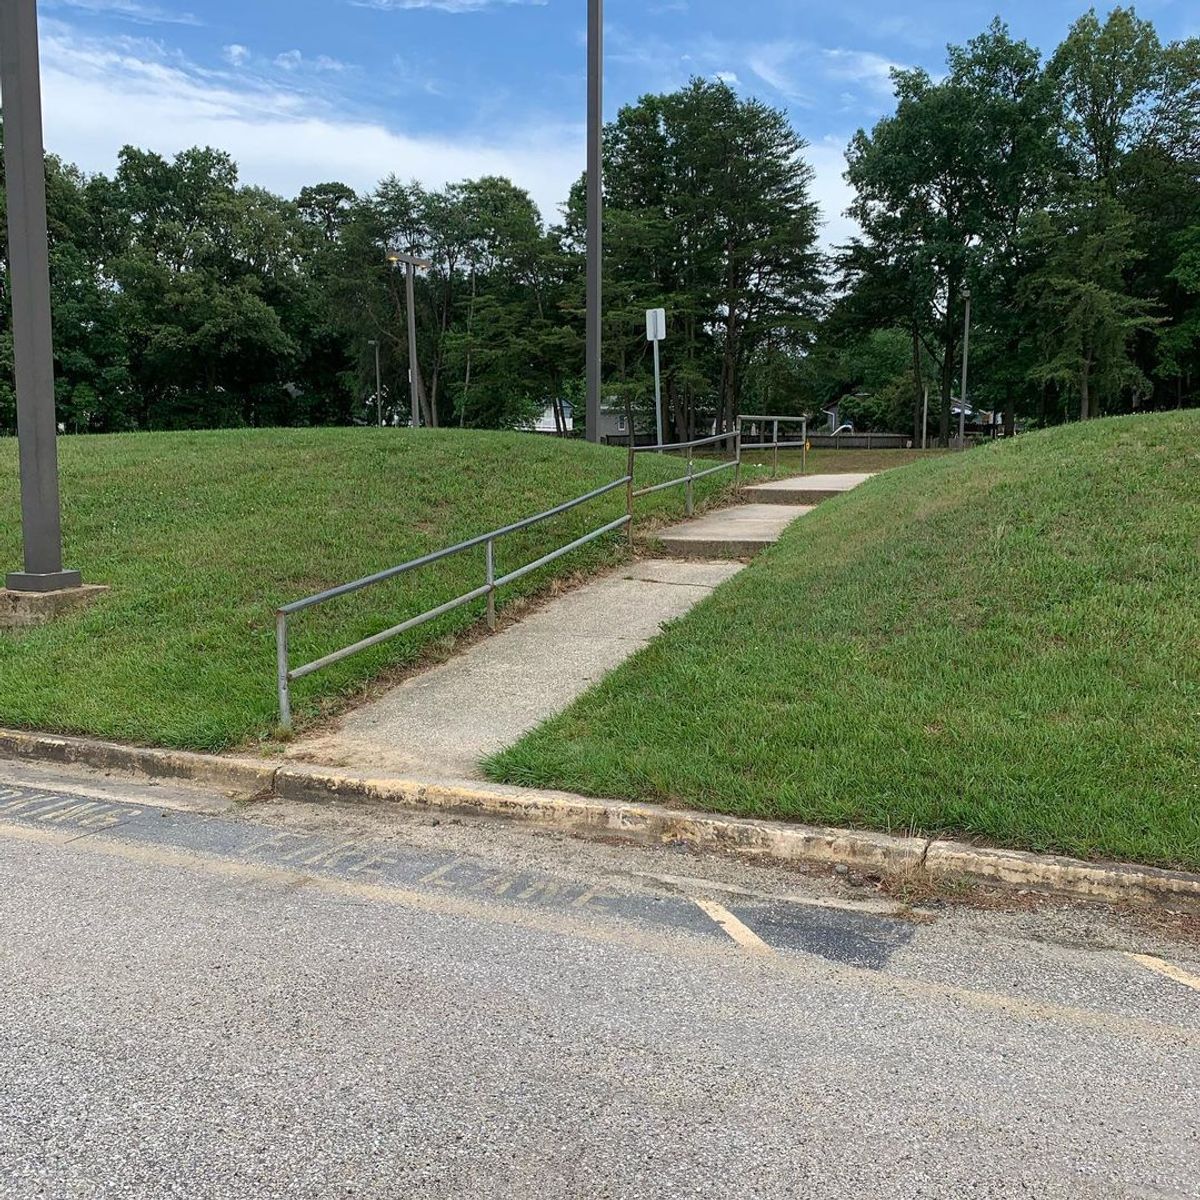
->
<box><xmin>627</xmin><ymin>428</ymin><xmax>741</xmax><ymax>518</ymax></box>
<box><xmin>631</xmin><ymin>430</ymin><xmax>732</xmax><ymax>454</ymax></box>
<box><xmin>276</xmin><ymin>426</ymin><xmax>751</xmax><ymax>730</ymax></box>
<box><xmin>275</xmin><ymin>476</ymin><xmax>631</xmax><ymax>729</ymax></box>
<box><xmin>738</xmin><ymin>413</ymin><xmax>808</xmax><ymax>477</ymax></box>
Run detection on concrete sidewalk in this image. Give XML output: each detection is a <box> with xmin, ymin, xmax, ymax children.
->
<box><xmin>743</xmin><ymin>472</ymin><xmax>875</xmax><ymax>505</ymax></box>
<box><xmin>652</xmin><ymin>502</ymin><xmax>812</xmax><ymax>558</ymax></box>
<box><xmin>292</xmin><ymin>471</ymin><xmax>875</xmax><ymax>779</ymax></box>
<box><xmin>289</xmin><ymin>558</ymin><xmax>742</xmax><ymax>778</ymax></box>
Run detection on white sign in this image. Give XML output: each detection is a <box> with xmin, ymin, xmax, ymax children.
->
<box><xmin>645</xmin><ymin>308</ymin><xmax>666</xmax><ymax>342</ymax></box>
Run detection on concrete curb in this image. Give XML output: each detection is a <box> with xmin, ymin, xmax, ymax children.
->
<box><xmin>271</xmin><ymin>762</ymin><xmax>928</xmax><ymax>873</ymax></box>
<box><xmin>2</xmin><ymin>728</ymin><xmax>1198</xmax><ymax>906</ymax></box>
<box><xmin>922</xmin><ymin>839</ymin><xmax>1200</xmax><ymax>904</ymax></box>
<box><xmin>0</xmin><ymin>729</ymin><xmax>276</xmax><ymax>796</ymax></box>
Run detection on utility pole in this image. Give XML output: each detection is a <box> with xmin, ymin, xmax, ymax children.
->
<box><xmin>958</xmin><ymin>287</ymin><xmax>971</xmax><ymax>450</ymax></box>
<box><xmin>1</xmin><ymin>0</ymin><xmax>80</xmax><ymax>593</ymax></box>
<box><xmin>584</xmin><ymin>0</ymin><xmax>602</xmax><ymax>443</ymax></box>
<box><xmin>386</xmin><ymin>251</ymin><xmax>432</xmax><ymax>428</ymax></box>
<box><xmin>921</xmin><ymin>385</ymin><xmax>929</xmax><ymax>451</ymax></box>
<box><xmin>368</xmin><ymin>338</ymin><xmax>382</xmax><ymax>427</ymax></box>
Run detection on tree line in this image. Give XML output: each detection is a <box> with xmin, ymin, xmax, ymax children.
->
<box><xmin>0</xmin><ymin>77</ymin><xmax>820</xmax><ymax>440</ymax></box>
<box><xmin>0</xmin><ymin>6</ymin><xmax>1196</xmax><ymax>444</ymax></box>
<box><xmin>826</xmin><ymin>6</ymin><xmax>1199</xmax><ymax>441</ymax></box>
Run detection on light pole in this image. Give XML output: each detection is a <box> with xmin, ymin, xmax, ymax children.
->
<box><xmin>958</xmin><ymin>286</ymin><xmax>971</xmax><ymax>450</ymax></box>
<box><xmin>386</xmin><ymin>251</ymin><xmax>432</xmax><ymax>428</ymax></box>
<box><xmin>368</xmin><ymin>338</ymin><xmax>382</xmax><ymax>427</ymax></box>
<box><xmin>584</xmin><ymin>0</ymin><xmax>602</xmax><ymax>443</ymax></box>
<box><xmin>1</xmin><ymin>0</ymin><xmax>80</xmax><ymax>594</ymax></box>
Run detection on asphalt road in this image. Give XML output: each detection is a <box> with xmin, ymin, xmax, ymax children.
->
<box><xmin>1</xmin><ymin>761</ymin><xmax>1198</xmax><ymax>1199</ymax></box>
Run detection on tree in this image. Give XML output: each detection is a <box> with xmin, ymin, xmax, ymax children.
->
<box><xmin>87</xmin><ymin>147</ymin><xmax>308</xmax><ymax>428</ymax></box>
<box><xmin>1050</xmin><ymin>7</ymin><xmax>1165</xmax><ymax>184</ymax></box>
<box><xmin>1153</xmin><ymin>223</ymin><xmax>1200</xmax><ymax>406</ymax></box>
<box><xmin>845</xmin><ymin>23</ymin><xmax>1065</xmax><ymax>444</ymax></box>
<box><xmin>1024</xmin><ymin>186</ymin><xmax>1158</xmax><ymax>419</ymax></box>
<box><xmin>846</xmin><ymin>68</ymin><xmax>986</xmax><ymax>444</ymax></box>
<box><xmin>595</xmin><ymin>79</ymin><xmax>822</xmax><ymax>440</ymax></box>
<box><xmin>1048</xmin><ymin>8</ymin><xmax>1199</xmax><ymax>412</ymax></box>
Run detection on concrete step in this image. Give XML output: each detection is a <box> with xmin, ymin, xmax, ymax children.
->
<box><xmin>743</xmin><ymin>472</ymin><xmax>875</xmax><ymax>505</ymax></box>
<box><xmin>651</xmin><ymin>503</ymin><xmax>813</xmax><ymax>559</ymax></box>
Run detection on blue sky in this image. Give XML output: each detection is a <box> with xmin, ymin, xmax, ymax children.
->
<box><xmin>35</xmin><ymin>0</ymin><xmax>1195</xmax><ymax>245</ymax></box>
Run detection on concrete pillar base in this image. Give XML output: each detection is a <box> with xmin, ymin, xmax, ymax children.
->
<box><xmin>6</xmin><ymin>569</ymin><xmax>83</xmax><ymax>592</ymax></box>
<box><xmin>0</xmin><ymin>583</ymin><xmax>108</xmax><ymax>629</ymax></box>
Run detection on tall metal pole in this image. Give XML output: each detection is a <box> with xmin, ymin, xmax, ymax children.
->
<box><xmin>386</xmin><ymin>251</ymin><xmax>431</xmax><ymax>429</ymax></box>
<box><xmin>652</xmin><ymin>337</ymin><xmax>663</xmax><ymax>449</ymax></box>
<box><xmin>921</xmin><ymin>385</ymin><xmax>929</xmax><ymax>451</ymax></box>
<box><xmin>958</xmin><ymin>290</ymin><xmax>971</xmax><ymax>450</ymax></box>
<box><xmin>375</xmin><ymin>340</ymin><xmax>382</xmax><ymax>427</ymax></box>
<box><xmin>369</xmin><ymin>338</ymin><xmax>382</xmax><ymax>427</ymax></box>
<box><xmin>405</xmin><ymin>263</ymin><xmax>420</xmax><ymax>429</ymax></box>
<box><xmin>584</xmin><ymin>0</ymin><xmax>603</xmax><ymax>443</ymax></box>
<box><xmin>1</xmin><ymin>0</ymin><xmax>79</xmax><ymax>593</ymax></box>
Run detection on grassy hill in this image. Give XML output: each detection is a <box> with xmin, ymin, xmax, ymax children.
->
<box><xmin>0</xmin><ymin>427</ymin><xmax>733</xmax><ymax>750</ymax></box>
<box><xmin>489</xmin><ymin>411</ymin><xmax>1200</xmax><ymax>871</ymax></box>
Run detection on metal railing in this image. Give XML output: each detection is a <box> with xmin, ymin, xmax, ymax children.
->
<box><xmin>739</xmin><ymin>414</ymin><xmax>808</xmax><ymax>477</ymax></box>
<box><xmin>274</xmin><ymin>426</ymin><xmax>745</xmax><ymax>730</ymax></box>
<box><xmin>274</xmin><ymin>476</ymin><xmax>631</xmax><ymax>729</ymax></box>
<box><xmin>628</xmin><ymin>429</ymin><xmax>741</xmax><ymax>518</ymax></box>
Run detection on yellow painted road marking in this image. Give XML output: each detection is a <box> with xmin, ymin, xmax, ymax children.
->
<box><xmin>692</xmin><ymin>897</ymin><xmax>774</xmax><ymax>954</ymax></box>
<box><xmin>1127</xmin><ymin>953</ymin><xmax>1200</xmax><ymax>994</ymax></box>
<box><xmin>3</xmin><ymin>817</ymin><xmax>1199</xmax><ymax>1046</ymax></box>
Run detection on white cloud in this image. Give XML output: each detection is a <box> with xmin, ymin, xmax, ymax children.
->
<box><xmin>821</xmin><ymin>48</ymin><xmax>901</xmax><ymax>96</ymax></box>
<box><xmin>35</xmin><ymin>19</ymin><xmax>862</xmax><ymax>250</ymax></box>
<box><xmin>226</xmin><ymin>45</ymin><xmax>350</xmax><ymax>75</ymax></box>
<box><xmin>38</xmin><ymin>23</ymin><xmax>582</xmax><ymax>218</ymax></box>
<box><xmin>804</xmin><ymin>135</ymin><xmax>859</xmax><ymax>251</ymax></box>
<box><xmin>745</xmin><ymin>42</ymin><xmax>810</xmax><ymax>105</ymax></box>
<box><xmin>46</xmin><ymin>0</ymin><xmax>199</xmax><ymax>24</ymax></box>
<box><xmin>714</xmin><ymin>70</ymin><xmax>739</xmax><ymax>85</ymax></box>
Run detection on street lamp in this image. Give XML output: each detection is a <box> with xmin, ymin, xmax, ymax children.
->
<box><xmin>1</xmin><ymin>0</ymin><xmax>80</xmax><ymax>594</ymax></box>
<box><xmin>958</xmin><ymin>285</ymin><xmax>972</xmax><ymax>450</ymax></box>
<box><xmin>367</xmin><ymin>338</ymin><xmax>382</xmax><ymax>427</ymax></box>
<box><xmin>386</xmin><ymin>251</ymin><xmax>432</xmax><ymax>429</ymax></box>
<box><xmin>584</xmin><ymin>0</ymin><xmax>602</xmax><ymax>443</ymax></box>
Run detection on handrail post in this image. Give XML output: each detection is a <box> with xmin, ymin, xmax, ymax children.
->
<box><xmin>734</xmin><ymin>425</ymin><xmax>742</xmax><ymax>490</ymax></box>
<box><xmin>485</xmin><ymin>537</ymin><xmax>497</xmax><ymax>631</ymax></box>
<box><xmin>802</xmin><ymin>418</ymin><xmax>808</xmax><ymax>475</ymax></box>
<box><xmin>276</xmin><ymin>610</ymin><xmax>292</xmax><ymax>732</ymax></box>
<box><xmin>685</xmin><ymin>445</ymin><xmax>694</xmax><ymax>517</ymax></box>
<box><xmin>625</xmin><ymin>441</ymin><xmax>635</xmax><ymax>549</ymax></box>
<box><xmin>772</xmin><ymin>418</ymin><xmax>779</xmax><ymax>478</ymax></box>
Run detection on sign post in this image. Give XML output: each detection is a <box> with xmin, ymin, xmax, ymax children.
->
<box><xmin>645</xmin><ymin>307</ymin><xmax>666</xmax><ymax>449</ymax></box>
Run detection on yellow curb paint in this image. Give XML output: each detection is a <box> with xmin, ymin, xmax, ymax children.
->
<box><xmin>1127</xmin><ymin>953</ymin><xmax>1200</xmax><ymax>994</ymax></box>
<box><xmin>692</xmin><ymin>897</ymin><xmax>774</xmax><ymax>954</ymax></box>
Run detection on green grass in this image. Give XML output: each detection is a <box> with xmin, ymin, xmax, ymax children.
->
<box><xmin>488</xmin><ymin>411</ymin><xmax>1200</xmax><ymax>871</ymax></box>
<box><xmin>0</xmin><ymin>427</ymin><xmax>740</xmax><ymax>751</ymax></box>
